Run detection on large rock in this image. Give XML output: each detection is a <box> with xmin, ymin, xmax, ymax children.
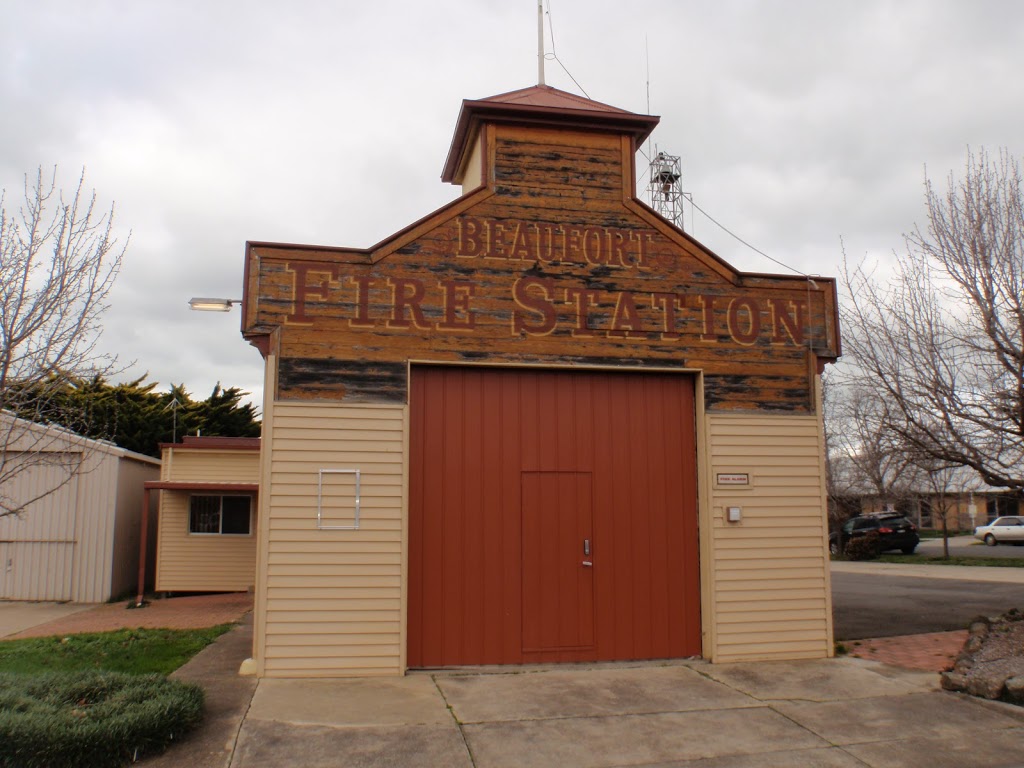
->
<box><xmin>965</xmin><ymin>670</ymin><xmax>1006</xmax><ymax>699</ymax></box>
<box><xmin>940</xmin><ymin>671</ymin><xmax>967</xmax><ymax>692</ymax></box>
<box><xmin>949</xmin><ymin>611</ymin><xmax>1024</xmax><ymax>704</ymax></box>
<box><xmin>1006</xmin><ymin>676</ymin><xmax>1024</xmax><ymax>705</ymax></box>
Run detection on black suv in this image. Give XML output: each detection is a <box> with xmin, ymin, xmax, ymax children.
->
<box><xmin>829</xmin><ymin>514</ymin><xmax>919</xmax><ymax>556</ymax></box>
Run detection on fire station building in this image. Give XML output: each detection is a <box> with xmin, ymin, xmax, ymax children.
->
<box><xmin>239</xmin><ymin>85</ymin><xmax>841</xmax><ymax>677</ymax></box>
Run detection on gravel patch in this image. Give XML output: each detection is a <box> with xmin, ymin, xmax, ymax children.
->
<box><xmin>941</xmin><ymin>610</ymin><xmax>1024</xmax><ymax>705</ymax></box>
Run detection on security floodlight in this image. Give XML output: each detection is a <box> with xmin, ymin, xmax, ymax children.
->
<box><xmin>188</xmin><ymin>297</ymin><xmax>241</xmax><ymax>312</ymax></box>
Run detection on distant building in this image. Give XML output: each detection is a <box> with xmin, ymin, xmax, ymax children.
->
<box><xmin>829</xmin><ymin>453</ymin><xmax>1020</xmax><ymax>530</ymax></box>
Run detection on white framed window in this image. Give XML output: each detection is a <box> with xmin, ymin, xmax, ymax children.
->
<box><xmin>317</xmin><ymin>469</ymin><xmax>361</xmax><ymax>530</ymax></box>
<box><xmin>189</xmin><ymin>495</ymin><xmax>253</xmax><ymax>535</ymax></box>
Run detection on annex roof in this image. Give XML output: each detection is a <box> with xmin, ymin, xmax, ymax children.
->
<box><xmin>157</xmin><ymin>435</ymin><xmax>261</xmax><ymax>451</ymax></box>
<box><xmin>0</xmin><ymin>410</ymin><xmax>159</xmax><ymax>466</ymax></box>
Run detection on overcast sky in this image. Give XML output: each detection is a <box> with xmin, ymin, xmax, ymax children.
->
<box><xmin>3</xmin><ymin>1</ymin><xmax>1023</xmax><ymax>412</ymax></box>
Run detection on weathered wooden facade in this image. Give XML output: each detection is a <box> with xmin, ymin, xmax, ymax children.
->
<box><xmin>241</xmin><ymin>85</ymin><xmax>841</xmax><ymax>677</ymax></box>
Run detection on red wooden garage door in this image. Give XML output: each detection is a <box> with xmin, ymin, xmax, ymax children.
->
<box><xmin>408</xmin><ymin>366</ymin><xmax>700</xmax><ymax>667</ymax></box>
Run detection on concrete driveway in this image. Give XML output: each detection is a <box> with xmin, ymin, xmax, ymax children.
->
<box><xmin>130</xmin><ymin>594</ymin><xmax>1024</xmax><ymax>768</ymax></box>
<box><xmin>0</xmin><ymin>600</ymin><xmax>94</xmax><ymax>637</ymax></box>
<box><xmin>5</xmin><ymin>588</ymin><xmax>1021</xmax><ymax>767</ymax></box>
<box><xmin>225</xmin><ymin>659</ymin><xmax>1024</xmax><ymax>768</ymax></box>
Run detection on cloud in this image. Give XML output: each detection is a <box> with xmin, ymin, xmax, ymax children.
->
<box><xmin>3</xmin><ymin>0</ymin><xmax>1024</xmax><ymax>414</ymax></box>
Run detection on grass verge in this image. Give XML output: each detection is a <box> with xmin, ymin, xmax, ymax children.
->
<box><xmin>875</xmin><ymin>554</ymin><xmax>1024</xmax><ymax>568</ymax></box>
<box><xmin>0</xmin><ymin>625</ymin><xmax>232</xmax><ymax>676</ymax></box>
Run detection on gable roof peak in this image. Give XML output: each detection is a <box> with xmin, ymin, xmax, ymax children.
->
<box><xmin>480</xmin><ymin>84</ymin><xmax>633</xmax><ymax>115</ymax></box>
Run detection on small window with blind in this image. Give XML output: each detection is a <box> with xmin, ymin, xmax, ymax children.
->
<box><xmin>189</xmin><ymin>495</ymin><xmax>253</xmax><ymax>535</ymax></box>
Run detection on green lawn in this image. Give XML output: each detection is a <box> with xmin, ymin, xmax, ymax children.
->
<box><xmin>0</xmin><ymin>626</ymin><xmax>232</xmax><ymax>676</ymax></box>
<box><xmin>916</xmin><ymin>530</ymin><xmax>966</xmax><ymax>540</ymax></box>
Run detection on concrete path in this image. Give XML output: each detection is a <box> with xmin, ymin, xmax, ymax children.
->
<box><xmin>2</xmin><ymin>593</ymin><xmax>254</xmax><ymax>638</ymax></box>
<box><xmin>4</xmin><ymin>575</ymin><xmax>1020</xmax><ymax>767</ymax></box>
<box><xmin>143</xmin><ymin>613</ymin><xmax>258</xmax><ymax>768</ymax></box>
<box><xmin>226</xmin><ymin>658</ymin><xmax>1024</xmax><ymax>768</ymax></box>
<box><xmin>0</xmin><ymin>600</ymin><xmax>94</xmax><ymax>637</ymax></box>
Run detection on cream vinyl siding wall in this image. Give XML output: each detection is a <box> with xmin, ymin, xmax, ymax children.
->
<box><xmin>154</xmin><ymin>448</ymin><xmax>260</xmax><ymax>593</ymax></box>
<box><xmin>161</xmin><ymin>451</ymin><xmax>261</xmax><ymax>483</ymax></box>
<box><xmin>703</xmin><ymin>412</ymin><xmax>833</xmax><ymax>662</ymax></box>
<box><xmin>154</xmin><ymin>492</ymin><xmax>257</xmax><ymax>592</ymax></box>
<box><xmin>256</xmin><ymin>402</ymin><xmax>405</xmax><ymax>678</ymax></box>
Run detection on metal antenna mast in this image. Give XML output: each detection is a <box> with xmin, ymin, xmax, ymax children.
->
<box><xmin>537</xmin><ymin>0</ymin><xmax>545</xmax><ymax>85</ymax></box>
<box><xmin>642</xmin><ymin>36</ymin><xmax>689</xmax><ymax>231</ymax></box>
<box><xmin>648</xmin><ymin>148</ymin><xmax>687</xmax><ymax>231</ymax></box>
<box><xmin>163</xmin><ymin>396</ymin><xmax>182</xmax><ymax>444</ymax></box>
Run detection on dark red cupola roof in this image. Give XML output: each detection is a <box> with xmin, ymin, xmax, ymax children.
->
<box><xmin>442</xmin><ymin>84</ymin><xmax>659</xmax><ymax>183</ymax></box>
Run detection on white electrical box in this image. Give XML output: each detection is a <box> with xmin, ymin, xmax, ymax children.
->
<box><xmin>726</xmin><ymin>506</ymin><xmax>742</xmax><ymax>523</ymax></box>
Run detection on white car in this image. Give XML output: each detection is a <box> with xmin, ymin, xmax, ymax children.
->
<box><xmin>974</xmin><ymin>516</ymin><xmax>1024</xmax><ymax>546</ymax></box>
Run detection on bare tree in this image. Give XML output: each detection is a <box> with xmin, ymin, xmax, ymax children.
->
<box><xmin>0</xmin><ymin>168</ymin><xmax>127</xmax><ymax>517</ymax></box>
<box><xmin>841</xmin><ymin>148</ymin><xmax>1024</xmax><ymax>496</ymax></box>
<box><xmin>822</xmin><ymin>370</ymin><xmax>854</xmax><ymax>531</ymax></box>
<box><xmin>823</xmin><ymin>376</ymin><xmax>921</xmax><ymax>520</ymax></box>
<box><xmin>912</xmin><ymin>458</ymin><xmax>978</xmax><ymax>559</ymax></box>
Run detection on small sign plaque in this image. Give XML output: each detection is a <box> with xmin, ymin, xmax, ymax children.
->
<box><xmin>716</xmin><ymin>473</ymin><xmax>750</xmax><ymax>486</ymax></box>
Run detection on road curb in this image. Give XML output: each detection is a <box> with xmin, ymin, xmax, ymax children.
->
<box><xmin>830</xmin><ymin>561</ymin><xmax>1024</xmax><ymax>583</ymax></box>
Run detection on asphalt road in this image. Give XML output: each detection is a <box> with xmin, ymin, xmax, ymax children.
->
<box><xmin>832</xmin><ymin>570</ymin><xmax>1024</xmax><ymax>640</ymax></box>
<box><xmin>916</xmin><ymin>534</ymin><xmax>1024</xmax><ymax>559</ymax></box>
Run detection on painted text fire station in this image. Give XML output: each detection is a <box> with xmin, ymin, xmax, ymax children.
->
<box><xmin>284</xmin><ymin>260</ymin><xmax>808</xmax><ymax>346</ymax></box>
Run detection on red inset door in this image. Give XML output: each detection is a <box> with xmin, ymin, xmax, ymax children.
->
<box><xmin>521</xmin><ymin>471</ymin><xmax>594</xmax><ymax>655</ymax></box>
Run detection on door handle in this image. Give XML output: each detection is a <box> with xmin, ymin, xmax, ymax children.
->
<box><xmin>582</xmin><ymin>560</ymin><xmax>593</xmax><ymax>567</ymax></box>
